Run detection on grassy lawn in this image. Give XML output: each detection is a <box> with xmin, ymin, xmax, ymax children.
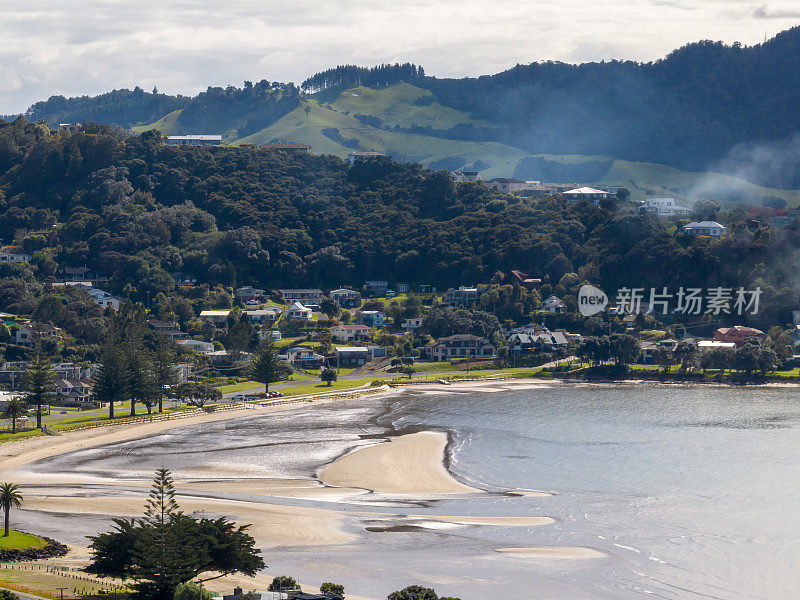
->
<box><xmin>216</xmin><ymin>380</ymin><xmax>263</xmax><ymax>393</ymax></box>
<box><xmin>0</xmin><ymin>564</ymin><xmax>119</xmax><ymax>599</ymax></box>
<box><xmin>0</xmin><ymin>530</ymin><xmax>47</xmax><ymax>550</ymax></box>
<box><xmin>283</xmin><ymin>377</ymin><xmax>380</xmax><ymax>395</ymax></box>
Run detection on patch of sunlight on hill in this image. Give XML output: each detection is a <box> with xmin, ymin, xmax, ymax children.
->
<box><xmin>130</xmin><ymin>109</ymin><xmax>183</xmax><ymax>134</ymax></box>
<box><xmin>329</xmin><ymin>83</ymin><xmax>488</xmax><ymax>129</ymax></box>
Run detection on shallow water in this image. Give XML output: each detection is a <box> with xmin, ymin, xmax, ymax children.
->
<box><xmin>21</xmin><ymin>384</ymin><xmax>800</xmax><ymax>599</ymax></box>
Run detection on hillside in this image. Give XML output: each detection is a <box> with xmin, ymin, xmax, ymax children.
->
<box><xmin>10</xmin><ymin>27</ymin><xmax>800</xmax><ymax>196</ymax></box>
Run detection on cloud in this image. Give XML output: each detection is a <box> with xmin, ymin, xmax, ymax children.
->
<box><xmin>753</xmin><ymin>4</ymin><xmax>800</xmax><ymax>19</ymax></box>
<box><xmin>1</xmin><ymin>0</ymin><xmax>799</xmax><ymax>113</ymax></box>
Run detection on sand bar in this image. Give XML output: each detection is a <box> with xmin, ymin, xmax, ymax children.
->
<box><xmin>413</xmin><ymin>515</ymin><xmax>554</xmax><ymax>526</ymax></box>
<box><xmin>320</xmin><ymin>431</ymin><xmax>480</xmax><ymax>494</ymax></box>
<box><xmin>494</xmin><ymin>546</ymin><xmax>606</xmax><ymax>559</ymax></box>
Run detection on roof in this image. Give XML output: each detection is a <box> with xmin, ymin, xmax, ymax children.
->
<box><xmin>433</xmin><ymin>334</ymin><xmax>490</xmax><ymax>343</ymax></box>
<box><xmin>490</xmin><ymin>177</ymin><xmax>525</xmax><ymax>184</ymax></box>
<box><xmin>335</xmin><ymin>346</ymin><xmax>370</xmax><ymax>353</ymax></box>
<box><xmin>350</xmin><ymin>151</ymin><xmax>384</xmax><ymax>156</ymax></box>
<box><xmin>262</xmin><ymin>142</ymin><xmax>311</xmax><ymax>150</ymax></box>
<box><xmin>333</xmin><ymin>324</ymin><xmax>369</xmax><ymax>330</ymax></box>
<box><xmin>330</xmin><ymin>288</ymin><xmax>360</xmax><ymax>294</ymax></box>
<box><xmin>698</xmin><ymin>340</ymin><xmax>736</xmax><ymax>347</ymax></box>
<box><xmin>564</xmin><ymin>187</ymin><xmax>609</xmax><ymax>195</ymax></box>
<box><xmin>684</xmin><ymin>221</ymin><xmax>725</xmax><ymax>228</ymax></box>
<box><xmin>279</xmin><ymin>288</ymin><xmax>323</xmax><ymax>294</ymax></box>
<box><xmin>167</xmin><ymin>135</ymin><xmax>222</xmax><ymax>141</ymax></box>
<box><xmin>199</xmin><ymin>310</ymin><xmax>231</xmax><ymax>317</ymax></box>
<box><xmin>288</xmin><ymin>302</ymin><xmax>311</xmax><ymax>311</ymax></box>
<box><xmin>716</xmin><ymin>326</ymin><xmax>763</xmax><ymax>335</ymax></box>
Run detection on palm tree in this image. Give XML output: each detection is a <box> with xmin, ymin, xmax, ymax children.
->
<box><xmin>0</xmin><ymin>482</ymin><xmax>23</xmax><ymax>537</ymax></box>
<box><xmin>1</xmin><ymin>397</ymin><xmax>28</xmax><ymax>434</ymax></box>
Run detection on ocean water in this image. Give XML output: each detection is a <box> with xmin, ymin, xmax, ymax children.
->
<box><xmin>21</xmin><ymin>384</ymin><xmax>800</xmax><ymax>600</ymax></box>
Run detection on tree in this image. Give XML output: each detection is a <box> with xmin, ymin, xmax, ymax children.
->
<box><xmin>387</xmin><ymin>586</ymin><xmax>439</xmax><ymax>600</ymax></box>
<box><xmin>94</xmin><ymin>344</ymin><xmax>127</xmax><ymax>419</ymax></box>
<box><xmin>0</xmin><ymin>482</ymin><xmax>23</xmax><ymax>537</ymax></box>
<box><xmin>1</xmin><ymin>397</ymin><xmax>27</xmax><ymax>434</ymax></box>
<box><xmin>24</xmin><ymin>341</ymin><xmax>53</xmax><ymax>429</ymax></box>
<box><xmin>734</xmin><ymin>343</ymin><xmax>761</xmax><ymax>378</ymax></box>
<box><xmin>399</xmin><ymin>365</ymin><xmax>416</xmax><ymax>378</ymax></box>
<box><xmin>124</xmin><ymin>339</ymin><xmax>158</xmax><ymax>416</ymax></box>
<box><xmin>652</xmin><ymin>346</ymin><xmax>675</xmax><ymax>374</ymax></box>
<box><xmin>701</xmin><ymin>347</ymin><xmax>735</xmax><ymax>374</ymax></box>
<box><xmin>152</xmin><ymin>335</ymin><xmax>178</xmax><ymax>413</ymax></box>
<box><xmin>87</xmin><ymin>469</ymin><xmax>264</xmax><ymax>600</ymax></box>
<box><xmin>319</xmin><ymin>583</ymin><xmax>344</xmax><ymax>599</ymax></box>
<box><xmin>609</xmin><ymin>334</ymin><xmax>639</xmax><ymax>365</ymax></box>
<box><xmin>320</xmin><ymin>368</ymin><xmax>337</xmax><ymax>386</ymax></box>
<box><xmin>173</xmin><ymin>582</ymin><xmax>213</xmax><ymax>600</ymax></box>
<box><xmin>247</xmin><ymin>339</ymin><xmax>293</xmax><ymax>393</ymax></box>
<box><xmin>674</xmin><ymin>341</ymin><xmax>699</xmax><ymax>373</ymax></box>
<box><xmin>268</xmin><ymin>576</ymin><xmax>298</xmax><ymax>592</ymax></box>
<box><xmin>0</xmin><ymin>590</ymin><xmax>20</xmax><ymax>600</ymax></box>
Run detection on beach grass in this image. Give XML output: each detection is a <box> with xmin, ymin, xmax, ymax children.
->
<box><xmin>0</xmin><ymin>530</ymin><xmax>47</xmax><ymax>550</ymax></box>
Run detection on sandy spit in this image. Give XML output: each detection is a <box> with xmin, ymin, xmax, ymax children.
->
<box><xmin>494</xmin><ymin>546</ymin><xmax>606</xmax><ymax>558</ymax></box>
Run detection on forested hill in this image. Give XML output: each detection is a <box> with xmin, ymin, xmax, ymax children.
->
<box><xmin>10</xmin><ymin>28</ymin><xmax>800</xmax><ymax>188</ymax></box>
<box><xmin>0</xmin><ymin>119</ymin><xmax>798</xmax><ymax>327</ymax></box>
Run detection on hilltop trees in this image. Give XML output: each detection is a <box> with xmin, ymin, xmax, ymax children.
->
<box><xmin>87</xmin><ymin>469</ymin><xmax>264</xmax><ymax>600</ymax></box>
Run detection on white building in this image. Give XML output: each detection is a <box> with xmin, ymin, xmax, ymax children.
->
<box><xmin>199</xmin><ymin>310</ymin><xmax>232</xmax><ymax>324</ymax></box>
<box><xmin>486</xmin><ymin>178</ymin><xmax>528</xmax><ymax>192</ymax></box>
<box><xmin>0</xmin><ymin>249</ymin><xmax>32</xmax><ymax>263</ymax></box>
<box><xmin>166</xmin><ymin>135</ymin><xmax>222</xmax><ymax>146</ymax></box>
<box><xmin>642</xmin><ymin>197</ymin><xmax>690</xmax><ymax>217</ymax></box>
<box><xmin>541</xmin><ymin>295</ymin><xmax>567</xmax><ymax>313</ymax></box>
<box><xmin>16</xmin><ymin>323</ymin><xmax>59</xmax><ymax>346</ymax></box>
<box><xmin>683</xmin><ymin>221</ymin><xmax>726</xmax><ymax>237</ymax></box>
<box><xmin>286</xmin><ymin>302</ymin><xmax>312</xmax><ymax>320</ymax></box>
<box><xmin>563</xmin><ymin>187</ymin><xmax>610</xmax><ymax>205</ymax></box>
<box><xmin>697</xmin><ymin>340</ymin><xmax>736</xmax><ymax>354</ymax></box>
<box><xmin>401</xmin><ymin>317</ymin><xmax>424</xmax><ymax>332</ymax></box>
<box><xmin>331</xmin><ymin>324</ymin><xmax>370</xmax><ymax>342</ymax></box>
<box><xmin>177</xmin><ymin>339</ymin><xmax>215</xmax><ymax>354</ymax></box>
<box><xmin>88</xmin><ymin>288</ymin><xmax>121</xmax><ymax>310</ymax></box>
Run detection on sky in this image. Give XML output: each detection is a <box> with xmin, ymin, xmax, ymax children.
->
<box><xmin>1</xmin><ymin>0</ymin><xmax>799</xmax><ymax>114</ymax></box>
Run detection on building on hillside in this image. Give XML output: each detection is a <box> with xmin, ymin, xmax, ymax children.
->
<box><xmin>147</xmin><ymin>319</ymin><xmax>177</xmax><ymax>332</ymax></box>
<box><xmin>396</xmin><ymin>283</ymin><xmax>410</xmax><ymax>294</ymax></box>
<box><xmin>697</xmin><ymin>340</ymin><xmax>737</xmax><ymax>354</ymax></box>
<box><xmin>278</xmin><ymin>289</ymin><xmax>323</xmax><ymax>304</ymax></box>
<box><xmin>51</xmin><ymin>379</ymin><xmax>93</xmax><ymax>406</ymax></box>
<box><xmin>507</xmin><ymin>269</ymin><xmax>542</xmax><ymax>290</ymax></box>
<box><xmin>486</xmin><ymin>178</ymin><xmax>528</xmax><ymax>192</ymax></box>
<box><xmin>173</xmin><ymin>272</ymin><xmax>198</xmax><ymax>286</ymax></box>
<box><xmin>0</xmin><ymin>247</ymin><xmax>32</xmax><ymax>263</ymax></box>
<box><xmin>177</xmin><ymin>339</ymin><xmax>214</xmax><ymax>354</ymax></box>
<box><xmin>199</xmin><ymin>310</ymin><xmax>232</xmax><ymax>325</ymax></box>
<box><xmin>331</xmin><ymin>324</ymin><xmax>370</xmax><ymax>342</ymax></box>
<box><xmin>563</xmin><ymin>187</ymin><xmax>610</xmax><ymax>205</ymax></box>
<box><xmin>425</xmin><ymin>334</ymin><xmax>495</xmax><ymax>361</ymax></box>
<box><xmin>166</xmin><ymin>135</ymin><xmax>222</xmax><ymax>146</ymax></box>
<box><xmin>244</xmin><ymin>308</ymin><xmax>281</xmax><ymax>323</ymax></box>
<box><xmin>87</xmin><ymin>288</ymin><xmax>121</xmax><ymax>310</ymax></box>
<box><xmin>509</xmin><ymin>332</ymin><xmax>568</xmax><ymax>353</ymax></box>
<box><xmin>714</xmin><ymin>326</ymin><xmax>764</xmax><ymax>347</ymax></box>
<box><xmin>329</xmin><ymin>288</ymin><xmax>362</xmax><ymax>308</ymax></box>
<box><xmin>357</xmin><ymin>310</ymin><xmax>384</xmax><ymax>327</ymax></box>
<box><xmin>286</xmin><ymin>347</ymin><xmax>325</xmax><ymax>368</ymax></box>
<box><xmin>451</xmin><ymin>170</ymin><xmax>481</xmax><ymax>183</ymax></box>
<box><xmin>641</xmin><ymin>197</ymin><xmax>690</xmax><ymax>217</ymax></box>
<box><xmin>57</xmin><ymin>266</ymin><xmax>108</xmax><ymax>283</ymax></box>
<box><xmin>683</xmin><ymin>221</ymin><xmax>726</xmax><ymax>237</ymax></box>
<box><xmin>363</xmin><ymin>281</ymin><xmax>389</xmax><ymax>297</ymax></box>
<box><xmin>401</xmin><ymin>317</ymin><xmax>424</xmax><ymax>332</ymax></box>
<box><xmin>286</xmin><ymin>302</ymin><xmax>313</xmax><ymax>320</ymax></box>
<box><xmin>445</xmin><ymin>286</ymin><xmax>481</xmax><ymax>307</ymax></box>
<box><xmin>258</xmin><ymin>329</ymin><xmax>282</xmax><ymax>341</ymax></box>
<box><xmin>349</xmin><ymin>151</ymin><xmax>385</xmax><ymax>164</ymax></box>
<box><xmin>16</xmin><ymin>323</ymin><xmax>59</xmax><ymax>347</ymax></box>
<box><xmin>541</xmin><ymin>295</ymin><xmax>567</xmax><ymax>313</ymax></box>
<box><xmin>261</xmin><ymin>142</ymin><xmax>311</xmax><ymax>154</ymax></box>
<box><xmin>523</xmin><ymin>182</ymin><xmax>576</xmax><ymax>198</ymax></box>
<box><xmin>334</xmin><ymin>346</ymin><xmax>372</xmax><ymax>367</ymax></box>
<box><xmin>418</xmin><ymin>284</ymin><xmax>437</xmax><ymax>293</ymax></box>
<box><xmin>235</xmin><ymin>287</ymin><xmax>265</xmax><ymax>302</ymax></box>
<box><xmin>58</xmin><ymin>123</ymin><xmax>81</xmax><ymax>133</ymax></box>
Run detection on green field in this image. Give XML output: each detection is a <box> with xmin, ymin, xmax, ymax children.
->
<box><xmin>0</xmin><ymin>530</ymin><xmax>47</xmax><ymax>550</ymax></box>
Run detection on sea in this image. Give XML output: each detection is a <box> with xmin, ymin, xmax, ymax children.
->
<box><xmin>19</xmin><ymin>383</ymin><xmax>800</xmax><ymax>600</ymax></box>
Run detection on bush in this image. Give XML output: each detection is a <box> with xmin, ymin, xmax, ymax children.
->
<box><xmin>268</xmin><ymin>576</ymin><xmax>298</xmax><ymax>592</ymax></box>
<box><xmin>174</xmin><ymin>582</ymin><xmax>213</xmax><ymax>600</ymax></box>
<box><xmin>0</xmin><ymin>590</ymin><xmax>20</xmax><ymax>600</ymax></box>
<box><xmin>319</xmin><ymin>582</ymin><xmax>344</xmax><ymax>598</ymax></box>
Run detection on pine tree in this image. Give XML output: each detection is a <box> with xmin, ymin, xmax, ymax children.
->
<box><xmin>247</xmin><ymin>339</ymin><xmax>292</xmax><ymax>393</ymax></box>
<box><xmin>152</xmin><ymin>335</ymin><xmax>177</xmax><ymax>413</ymax></box>
<box><xmin>144</xmin><ymin>468</ymin><xmax>180</xmax><ymax>526</ymax></box>
<box><xmin>94</xmin><ymin>344</ymin><xmax>127</xmax><ymax>419</ymax></box>
<box><xmin>24</xmin><ymin>338</ymin><xmax>54</xmax><ymax>429</ymax></box>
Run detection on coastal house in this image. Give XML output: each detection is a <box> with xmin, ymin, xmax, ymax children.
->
<box><xmin>683</xmin><ymin>221</ymin><xmax>726</xmax><ymax>237</ymax></box>
<box><xmin>697</xmin><ymin>340</ymin><xmax>737</xmax><ymax>354</ymax></box>
<box><xmin>166</xmin><ymin>135</ymin><xmax>222</xmax><ymax>146</ymax></box>
<box><xmin>0</xmin><ymin>247</ymin><xmax>32</xmax><ymax>263</ymax></box>
<box><xmin>418</xmin><ymin>284</ymin><xmax>437</xmax><ymax>293</ymax></box>
<box><xmin>57</xmin><ymin>266</ymin><xmax>108</xmax><ymax>283</ymax></box>
<box><xmin>451</xmin><ymin>170</ymin><xmax>481</xmax><ymax>183</ymax></box>
<box><xmin>713</xmin><ymin>326</ymin><xmax>763</xmax><ymax>347</ymax></box>
<box><xmin>51</xmin><ymin>378</ymin><xmax>93</xmax><ymax>406</ymax></box>
<box><xmin>425</xmin><ymin>334</ymin><xmax>495</xmax><ymax>361</ymax></box>
<box><xmin>363</xmin><ymin>280</ymin><xmax>389</xmax><ymax>297</ymax></box>
<box><xmin>279</xmin><ymin>289</ymin><xmax>323</xmax><ymax>304</ymax></box>
<box><xmin>177</xmin><ymin>339</ymin><xmax>215</xmax><ymax>354</ymax></box>
<box><xmin>199</xmin><ymin>310</ymin><xmax>232</xmax><ymax>325</ymax></box>
<box><xmin>261</xmin><ymin>142</ymin><xmax>312</xmax><ymax>154</ymax></box>
<box><xmin>244</xmin><ymin>308</ymin><xmax>282</xmax><ymax>323</ymax></box>
<box><xmin>541</xmin><ymin>295</ymin><xmax>567</xmax><ymax>313</ymax></box>
<box><xmin>87</xmin><ymin>288</ymin><xmax>121</xmax><ymax>310</ymax></box>
<box><xmin>445</xmin><ymin>286</ymin><xmax>481</xmax><ymax>307</ymax></box>
<box><xmin>235</xmin><ymin>287</ymin><xmax>265</xmax><ymax>302</ymax></box>
<box><xmin>286</xmin><ymin>347</ymin><xmax>325</xmax><ymax>369</ymax></box>
<box><xmin>334</xmin><ymin>346</ymin><xmax>372</xmax><ymax>367</ymax></box>
<box><xmin>563</xmin><ymin>187</ymin><xmax>610</xmax><ymax>205</ymax></box>
<box><xmin>507</xmin><ymin>269</ymin><xmax>542</xmax><ymax>290</ymax></box>
<box><xmin>331</xmin><ymin>324</ymin><xmax>371</xmax><ymax>342</ymax></box>
<box><xmin>357</xmin><ymin>310</ymin><xmax>384</xmax><ymax>327</ymax></box>
<box><xmin>401</xmin><ymin>317</ymin><xmax>424</xmax><ymax>332</ymax></box>
<box><xmin>396</xmin><ymin>283</ymin><xmax>410</xmax><ymax>293</ymax></box>
<box><xmin>329</xmin><ymin>288</ymin><xmax>362</xmax><ymax>308</ymax></box>
<box><xmin>286</xmin><ymin>302</ymin><xmax>313</xmax><ymax>320</ymax></box>
<box><xmin>16</xmin><ymin>323</ymin><xmax>59</xmax><ymax>347</ymax></box>
<box><xmin>641</xmin><ymin>197</ymin><xmax>690</xmax><ymax>217</ymax></box>
<box><xmin>486</xmin><ymin>177</ymin><xmax>528</xmax><ymax>192</ymax></box>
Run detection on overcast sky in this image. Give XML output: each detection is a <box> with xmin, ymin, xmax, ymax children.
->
<box><xmin>1</xmin><ymin>0</ymin><xmax>799</xmax><ymax>114</ymax></box>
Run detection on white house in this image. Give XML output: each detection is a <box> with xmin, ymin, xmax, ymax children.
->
<box><xmin>541</xmin><ymin>295</ymin><xmax>567</xmax><ymax>313</ymax></box>
<box><xmin>16</xmin><ymin>323</ymin><xmax>59</xmax><ymax>347</ymax></box>
<box><xmin>486</xmin><ymin>178</ymin><xmax>528</xmax><ymax>192</ymax></box>
<box><xmin>697</xmin><ymin>340</ymin><xmax>737</xmax><ymax>355</ymax></box>
<box><xmin>0</xmin><ymin>249</ymin><xmax>32</xmax><ymax>263</ymax></box>
<box><xmin>641</xmin><ymin>197</ymin><xmax>690</xmax><ymax>217</ymax></box>
<box><xmin>563</xmin><ymin>187</ymin><xmax>610</xmax><ymax>205</ymax></box>
<box><xmin>235</xmin><ymin>287</ymin><xmax>265</xmax><ymax>301</ymax></box>
<box><xmin>88</xmin><ymin>288</ymin><xmax>121</xmax><ymax>310</ymax></box>
<box><xmin>331</xmin><ymin>324</ymin><xmax>370</xmax><ymax>342</ymax></box>
<box><xmin>683</xmin><ymin>221</ymin><xmax>726</xmax><ymax>237</ymax></box>
<box><xmin>199</xmin><ymin>310</ymin><xmax>232</xmax><ymax>324</ymax></box>
<box><xmin>329</xmin><ymin>288</ymin><xmax>362</xmax><ymax>308</ymax></box>
<box><xmin>286</xmin><ymin>302</ymin><xmax>312</xmax><ymax>320</ymax></box>
<box><xmin>177</xmin><ymin>339</ymin><xmax>215</xmax><ymax>354</ymax></box>
<box><xmin>401</xmin><ymin>317</ymin><xmax>424</xmax><ymax>332</ymax></box>
<box><xmin>166</xmin><ymin>135</ymin><xmax>222</xmax><ymax>146</ymax></box>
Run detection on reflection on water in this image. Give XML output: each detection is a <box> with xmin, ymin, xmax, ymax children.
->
<box><xmin>24</xmin><ymin>385</ymin><xmax>800</xmax><ymax>600</ymax></box>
